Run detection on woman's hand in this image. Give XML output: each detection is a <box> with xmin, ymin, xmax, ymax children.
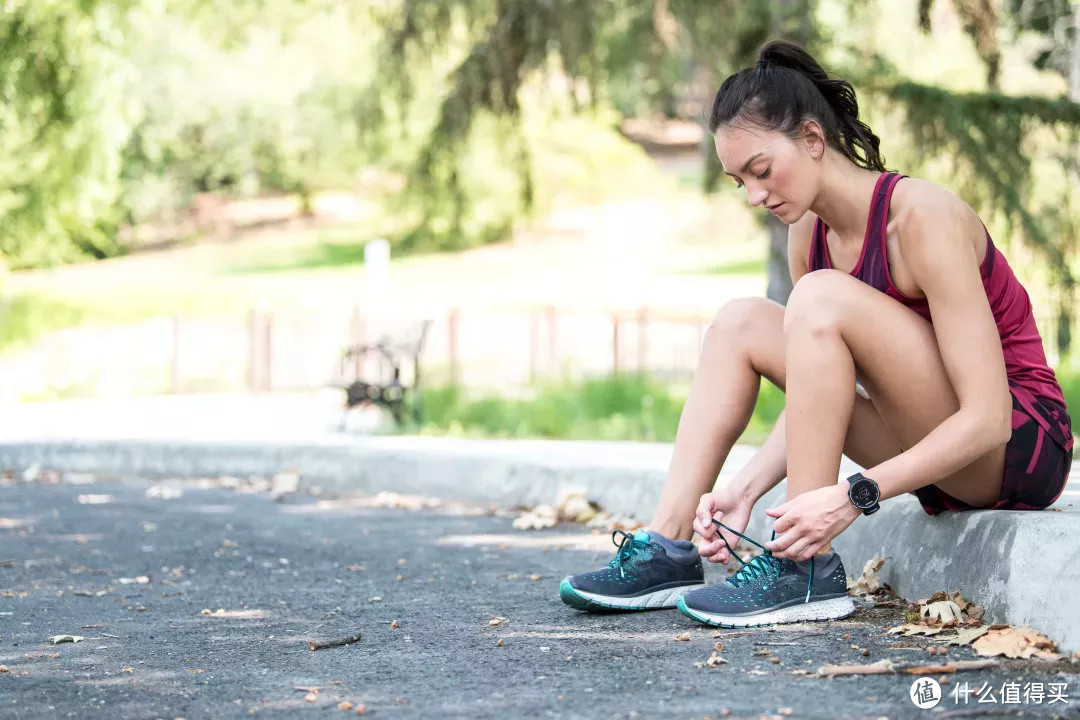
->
<box><xmin>692</xmin><ymin>486</ymin><xmax>754</xmax><ymax>564</ymax></box>
<box><xmin>763</xmin><ymin>483</ymin><xmax>861</xmax><ymax>562</ymax></box>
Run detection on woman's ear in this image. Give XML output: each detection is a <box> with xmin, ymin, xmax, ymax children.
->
<box><xmin>800</xmin><ymin>119</ymin><xmax>825</xmax><ymax>160</ymax></box>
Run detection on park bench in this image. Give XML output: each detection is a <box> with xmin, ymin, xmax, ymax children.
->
<box><xmin>335</xmin><ymin>319</ymin><xmax>431</xmax><ymax>428</ymax></box>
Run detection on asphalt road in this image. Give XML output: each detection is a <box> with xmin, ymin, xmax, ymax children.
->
<box><xmin>1</xmin><ymin>473</ymin><xmax>1078</xmax><ymax>719</ymax></box>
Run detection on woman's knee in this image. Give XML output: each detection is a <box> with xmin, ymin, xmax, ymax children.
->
<box><xmin>709</xmin><ymin>297</ymin><xmax>782</xmax><ymax>339</ymax></box>
<box><xmin>783</xmin><ymin>269</ymin><xmax>853</xmax><ymax>336</ymax></box>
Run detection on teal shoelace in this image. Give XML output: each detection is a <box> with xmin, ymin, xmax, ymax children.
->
<box><xmin>711</xmin><ymin>518</ymin><xmax>816</xmax><ymax>603</ymax></box>
<box><xmin>607</xmin><ymin>529</ymin><xmax>652</xmax><ymax>578</ymax></box>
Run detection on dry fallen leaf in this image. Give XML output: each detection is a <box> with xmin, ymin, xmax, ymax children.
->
<box><xmin>338</xmin><ymin>701</ymin><xmax>354</xmax><ymax>711</ymax></box>
<box><xmin>0</xmin><ymin>666</ymin><xmax>8</xmax><ymax>673</ymax></box>
<box><xmin>355</xmin><ymin>704</ymin><xmax>368</xmax><ymax>716</ymax></box>
<box><xmin>489</xmin><ymin>616</ymin><xmax>508</xmax><ymax>626</ymax></box>
<box><xmin>528</xmin><ymin>574</ymin><xmax>540</xmax><ymax>581</ymax></box>
<box><xmin>496</xmin><ymin>639</ymin><xmax>504</xmax><ymax>647</ymax></box>
<box><xmin>512</xmin><ymin>506</ymin><xmax>558</xmax><ymax>531</ymax></box>
<box><xmin>390</xmin><ymin>619</ymin><xmax>399</xmax><ymax>629</ymax></box>
<box><xmin>972</xmin><ymin>626</ymin><xmax>1061</xmax><ymax>660</ymax></box>
<box><xmin>706</xmin><ymin>654</ymin><xmax>727</xmax><ymax>667</ymax></box>
<box><xmin>48</xmin><ymin>635</ymin><xmax>84</xmax><ymax>645</ymax></box>
<box><xmin>305</xmin><ymin>691</ymin><xmax>319</xmax><ymax>703</ymax></box>
<box><xmin>675</xmin><ymin>632</ymin><xmax>691</xmax><ymax>642</ymax></box>
<box><xmin>117</xmin><ymin>576</ymin><xmax>150</xmax><ymax>585</ymax></box>
<box><xmin>846</xmin><ymin>557</ymin><xmax>886</xmax><ymax>596</ymax></box>
<box><xmin>944</xmin><ymin>626</ymin><xmax>991</xmax><ymax>646</ymax></box>
<box><xmin>922</xmin><ymin>600</ymin><xmax>964</xmax><ymax>624</ymax></box>
<box><xmin>122</xmin><ymin>667</ymin><xmax>133</xmax><ymax>673</ymax></box>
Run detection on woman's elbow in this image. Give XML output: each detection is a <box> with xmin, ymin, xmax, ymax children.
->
<box><xmin>986</xmin><ymin>400</ymin><xmax>1013</xmax><ymax>448</ymax></box>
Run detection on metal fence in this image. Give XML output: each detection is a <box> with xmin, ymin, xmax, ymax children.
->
<box><xmin>0</xmin><ymin>305</ymin><xmax>719</xmax><ymax>402</ymax></box>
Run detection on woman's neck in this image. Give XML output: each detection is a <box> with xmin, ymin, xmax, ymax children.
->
<box><xmin>808</xmin><ymin>160</ymin><xmax>884</xmax><ymax>246</ymax></box>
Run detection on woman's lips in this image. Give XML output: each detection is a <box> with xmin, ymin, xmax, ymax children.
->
<box><xmin>768</xmin><ymin>203</ymin><xmax>784</xmax><ymax>214</ymax></box>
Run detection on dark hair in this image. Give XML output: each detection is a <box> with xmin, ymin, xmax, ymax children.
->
<box><xmin>708</xmin><ymin>40</ymin><xmax>886</xmax><ymax>172</ymax></box>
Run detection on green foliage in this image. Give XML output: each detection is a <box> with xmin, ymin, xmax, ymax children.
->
<box><xmin>117</xmin><ymin>5</ymin><xmax>378</xmax><ymax>224</ymax></box>
<box><xmin>875</xmin><ymin>78</ymin><xmax>1080</xmax><ymax>350</ymax></box>
<box><xmin>0</xmin><ymin>292</ymin><xmax>89</xmax><ymax>350</ymax></box>
<box><xmin>1056</xmin><ymin>365</ymin><xmax>1080</xmax><ymax>419</ymax></box>
<box><xmin>413</xmin><ymin>373</ymin><xmax>785</xmax><ymax>443</ymax></box>
<box><xmin>0</xmin><ymin>1</ymin><xmax>132</xmax><ymax>268</ymax></box>
<box><xmin>362</xmin><ymin>0</ymin><xmax>825</xmax><ymax>251</ymax></box>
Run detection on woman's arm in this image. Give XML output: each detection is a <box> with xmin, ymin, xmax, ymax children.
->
<box><xmin>858</xmin><ymin>189</ymin><xmax>1012</xmax><ymax>501</ymax></box>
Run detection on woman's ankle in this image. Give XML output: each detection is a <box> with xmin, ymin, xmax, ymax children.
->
<box><xmin>647</xmin><ymin>519</ymin><xmax>694</xmax><ymax>543</ymax></box>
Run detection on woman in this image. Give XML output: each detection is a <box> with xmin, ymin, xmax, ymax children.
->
<box><xmin>559</xmin><ymin>40</ymin><xmax>1073</xmax><ymax>628</ymax></box>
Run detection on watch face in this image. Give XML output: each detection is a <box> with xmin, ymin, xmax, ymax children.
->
<box><xmin>851</xmin><ymin>479</ymin><xmax>878</xmax><ymax>509</ymax></box>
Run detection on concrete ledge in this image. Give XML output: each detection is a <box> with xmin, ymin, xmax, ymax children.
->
<box><xmin>0</xmin><ymin>435</ymin><xmax>1077</xmax><ymax>653</ymax></box>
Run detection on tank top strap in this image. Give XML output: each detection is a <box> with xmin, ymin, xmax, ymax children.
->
<box><xmin>808</xmin><ymin>217</ymin><xmax>830</xmax><ymax>271</ymax></box>
<box><xmin>870</xmin><ymin>172</ymin><xmax>905</xmax><ymax>250</ymax></box>
<box><xmin>859</xmin><ymin>172</ymin><xmax>906</xmax><ymax>289</ymax></box>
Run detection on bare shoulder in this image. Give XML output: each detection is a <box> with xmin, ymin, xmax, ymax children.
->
<box><xmin>890</xmin><ymin>177</ymin><xmax>983</xmax><ymax>240</ymax></box>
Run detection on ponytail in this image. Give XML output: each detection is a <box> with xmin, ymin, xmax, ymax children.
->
<box><xmin>709</xmin><ymin>40</ymin><xmax>886</xmax><ymax>172</ymax></box>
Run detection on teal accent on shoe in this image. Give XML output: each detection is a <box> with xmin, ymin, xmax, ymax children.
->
<box><xmin>676</xmin><ymin>596</ymin><xmax>730</xmax><ymax>627</ymax></box>
<box><xmin>560</xmin><ymin>578</ymin><xmax>638</xmax><ymax>611</ymax></box>
<box><xmin>559</xmin><ymin>578</ymin><xmax>663</xmax><ymax>612</ymax></box>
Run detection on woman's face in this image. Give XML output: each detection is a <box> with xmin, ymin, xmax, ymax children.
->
<box><xmin>713</xmin><ymin>122</ymin><xmax>823</xmax><ymax>224</ymax></box>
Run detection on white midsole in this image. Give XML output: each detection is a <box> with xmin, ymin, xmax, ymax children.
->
<box><xmin>683</xmin><ymin>596</ymin><xmax>856</xmax><ymax>626</ymax></box>
<box><xmin>568</xmin><ymin>581</ymin><xmax>705</xmax><ymax>609</ymax></box>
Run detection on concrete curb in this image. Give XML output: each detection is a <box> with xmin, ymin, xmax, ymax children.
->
<box><xmin>0</xmin><ymin>435</ymin><xmax>1077</xmax><ymax>653</ymax></box>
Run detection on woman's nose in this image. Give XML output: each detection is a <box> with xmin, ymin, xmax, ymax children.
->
<box><xmin>748</xmin><ymin>188</ymin><xmax>769</xmax><ymax>207</ymax></box>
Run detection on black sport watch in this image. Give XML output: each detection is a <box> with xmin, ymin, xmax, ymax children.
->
<box><xmin>846</xmin><ymin>472</ymin><xmax>881</xmax><ymax>515</ymax></box>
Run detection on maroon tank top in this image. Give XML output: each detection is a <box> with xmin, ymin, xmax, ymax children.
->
<box><xmin>807</xmin><ymin>171</ymin><xmax>1072</xmax><ymax>450</ymax></box>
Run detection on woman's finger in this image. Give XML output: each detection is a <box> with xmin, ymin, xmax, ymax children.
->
<box><xmin>780</xmin><ymin>538</ymin><xmax>815</xmax><ymax>563</ymax></box>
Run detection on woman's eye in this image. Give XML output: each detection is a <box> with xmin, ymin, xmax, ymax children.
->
<box><xmin>757</xmin><ymin>168</ymin><xmax>771</xmax><ymax>180</ymax></box>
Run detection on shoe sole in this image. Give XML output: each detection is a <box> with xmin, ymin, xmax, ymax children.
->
<box><xmin>675</xmin><ymin>595</ymin><xmax>856</xmax><ymax>627</ymax></box>
<box><xmin>559</xmin><ymin>578</ymin><xmax>705</xmax><ymax>612</ymax></box>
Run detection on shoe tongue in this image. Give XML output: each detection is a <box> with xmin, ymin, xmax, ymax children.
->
<box><xmin>632</xmin><ymin>529</ymin><xmax>650</xmax><ymax>543</ymax></box>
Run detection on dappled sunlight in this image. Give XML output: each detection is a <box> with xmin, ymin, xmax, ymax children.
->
<box><xmin>283</xmin><ymin>494</ymin><xmax>496</xmax><ymax>518</ymax></box>
<box><xmin>502</xmin><ymin>628</ymin><xmax>692</xmax><ymax>643</ymax></box>
<box><xmin>199</xmin><ymin>609</ymin><xmax>268</xmax><ymax>620</ymax></box>
<box><xmin>78</xmin><ymin>668</ymin><xmax>179</xmax><ymax>687</ymax></box>
<box><xmin>190</xmin><ymin>504</ymin><xmax>237</xmax><ymax>515</ymax></box>
<box><xmin>436</xmin><ymin>532</ymin><xmax>612</xmax><ymax>552</ymax></box>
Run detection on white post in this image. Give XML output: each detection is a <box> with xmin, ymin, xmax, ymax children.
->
<box><xmin>363</xmin><ymin>238</ymin><xmax>391</xmax><ymax>381</ymax></box>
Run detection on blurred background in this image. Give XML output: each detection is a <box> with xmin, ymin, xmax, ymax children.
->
<box><xmin>1</xmin><ymin>0</ymin><xmax>1078</xmax><ymax>443</ymax></box>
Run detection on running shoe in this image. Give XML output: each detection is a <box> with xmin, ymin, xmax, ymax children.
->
<box><xmin>560</xmin><ymin>529</ymin><xmax>705</xmax><ymax>611</ymax></box>
<box><xmin>676</xmin><ymin>519</ymin><xmax>855</xmax><ymax>627</ymax></box>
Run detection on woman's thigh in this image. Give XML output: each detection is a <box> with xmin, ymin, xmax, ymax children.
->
<box><xmin>783</xmin><ymin>270</ymin><xmax>1006</xmax><ymax>508</ymax></box>
<box><xmin>723</xmin><ymin>296</ymin><xmax>903</xmax><ymax>471</ymax></box>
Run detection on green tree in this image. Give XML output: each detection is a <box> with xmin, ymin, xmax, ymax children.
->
<box><xmin>0</xmin><ymin>1</ymin><xmax>133</xmax><ymax>268</ymax></box>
